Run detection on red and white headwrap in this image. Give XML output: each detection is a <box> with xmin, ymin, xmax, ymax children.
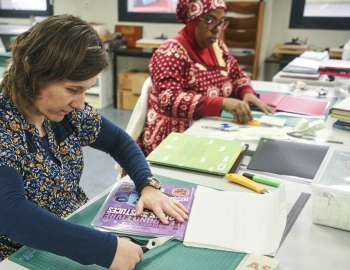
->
<box><xmin>176</xmin><ymin>0</ymin><xmax>226</xmax><ymax>24</ymax></box>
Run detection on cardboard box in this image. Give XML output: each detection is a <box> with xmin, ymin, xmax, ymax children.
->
<box><xmin>311</xmin><ymin>146</ymin><xmax>350</xmax><ymax>231</ymax></box>
<box><xmin>118</xmin><ymin>71</ymin><xmax>149</xmax><ymax>93</ymax></box>
<box><xmin>118</xmin><ymin>72</ymin><xmax>135</xmax><ymax>91</ymax></box>
<box><xmin>131</xmin><ymin>72</ymin><xmax>149</xmax><ymax>95</ymax></box>
<box><xmin>114</xmin><ymin>25</ymin><xmax>143</xmax><ymax>48</ymax></box>
<box><xmin>117</xmin><ymin>90</ymin><xmax>140</xmax><ymax>110</ymax></box>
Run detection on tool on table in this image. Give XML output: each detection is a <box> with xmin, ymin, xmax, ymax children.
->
<box><xmin>287</xmin><ymin>132</ymin><xmax>343</xmax><ymax>144</ymax></box>
<box><xmin>247</xmin><ymin>119</ymin><xmax>261</xmax><ymax>126</ymax></box>
<box><xmin>202</xmin><ymin>123</ymin><xmax>239</xmax><ymax>131</ymax></box>
<box><xmin>278</xmin><ymin>192</ymin><xmax>311</xmax><ymax>249</ymax></box>
<box><xmin>290</xmin><ymin>119</ymin><xmax>325</xmax><ymax>135</ymax></box>
<box><xmin>242</xmin><ymin>172</ymin><xmax>281</xmax><ymax>187</ymax></box>
<box><xmin>120</xmin><ymin>235</ymin><xmax>175</xmax><ymax>253</ymax></box>
<box><xmin>225</xmin><ymin>173</ymin><xmax>270</xmax><ymax>194</ymax></box>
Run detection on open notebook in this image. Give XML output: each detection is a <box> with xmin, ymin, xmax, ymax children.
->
<box><xmin>183</xmin><ymin>185</ymin><xmax>287</xmax><ymax>255</ymax></box>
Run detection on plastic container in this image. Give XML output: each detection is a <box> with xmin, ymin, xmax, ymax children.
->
<box><xmin>342</xmin><ymin>38</ymin><xmax>350</xmax><ymax>61</ymax></box>
<box><xmin>311</xmin><ymin>146</ymin><xmax>350</xmax><ymax>231</ymax></box>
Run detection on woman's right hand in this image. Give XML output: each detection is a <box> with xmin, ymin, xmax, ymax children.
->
<box><xmin>221</xmin><ymin>98</ymin><xmax>253</xmax><ymax>124</ymax></box>
<box><xmin>109</xmin><ymin>237</ymin><xmax>143</xmax><ymax>270</ymax></box>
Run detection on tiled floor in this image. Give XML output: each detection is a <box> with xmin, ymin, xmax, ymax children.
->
<box><xmin>80</xmin><ymin>105</ymin><xmax>132</xmax><ymax>199</ymax></box>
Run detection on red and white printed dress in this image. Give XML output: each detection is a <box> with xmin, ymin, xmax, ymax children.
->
<box><xmin>137</xmin><ymin>38</ymin><xmax>254</xmax><ymax>156</ymax></box>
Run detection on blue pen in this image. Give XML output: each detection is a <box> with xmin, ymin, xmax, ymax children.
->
<box><xmin>201</xmin><ymin>125</ymin><xmax>238</xmax><ymax>132</ymax></box>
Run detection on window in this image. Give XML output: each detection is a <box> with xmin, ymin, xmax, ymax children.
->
<box><xmin>0</xmin><ymin>0</ymin><xmax>53</xmax><ymax>18</ymax></box>
<box><xmin>289</xmin><ymin>0</ymin><xmax>350</xmax><ymax>30</ymax></box>
<box><xmin>118</xmin><ymin>0</ymin><xmax>178</xmax><ymax>23</ymax></box>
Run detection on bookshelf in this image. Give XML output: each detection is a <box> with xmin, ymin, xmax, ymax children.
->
<box><xmin>223</xmin><ymin>1</ymin><xmax>264</xmax><ymax>80</ymax></box>
<box><xmin>84</xmin><ymin>66</ymin><xmax>113</xmax><ymax>109</ymax></box>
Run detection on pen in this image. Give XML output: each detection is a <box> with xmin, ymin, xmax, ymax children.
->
<box><xmin>201</xmin><ymin>125</ymin><xmax>238</xmax><ymax>132</ymax></box>
<box><xmin>243</xmin><ymin>173</ymin><xmax>281</xmax><ymax>187</ymax></box>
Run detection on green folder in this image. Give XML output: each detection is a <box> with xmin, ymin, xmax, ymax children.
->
<box><xmin>8</xmin><ymin>175</ymin><xmax>245</xmax><ymax>269</ymax></box>
<box><xmin>146</xmin><ymin>132</ymin><xmax>244</xmax><ymax>175</ymax></box>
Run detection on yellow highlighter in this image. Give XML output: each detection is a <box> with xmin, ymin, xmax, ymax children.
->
<box><xmin>225</xmin><ymin>173</ymin><xmax>270</xmax><ymax>194</ymax></box>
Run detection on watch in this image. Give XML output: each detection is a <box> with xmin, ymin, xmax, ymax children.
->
<box><xmin>143</xmin><ymin>176</ymin><xmax>162</xmax><ymax>190</ymax></box>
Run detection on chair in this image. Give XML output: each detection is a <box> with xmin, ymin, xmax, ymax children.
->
<box><xmin>115</xmin><ymin>76</ymin><xmax>152</xmax><ymax>180</ymax></box>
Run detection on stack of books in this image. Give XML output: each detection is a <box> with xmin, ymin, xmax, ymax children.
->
<box><xmin>319</xmin><ymin>60</ymin><xmax>350</xmax><ymax>78</ymax></box>
<box><xmin>299</xmin><ymin>50</ymin><xmax>329</xmax><ymax>62</ymax></box>
<box><xmin>330</xmin><ymin>96</ymin><xmax>350</xmax><ymax>131</ymax></box>
<box><xmin>280</xmin><ymin>57</ymin><xmax>320</xmax><ymax>80</ymax></box>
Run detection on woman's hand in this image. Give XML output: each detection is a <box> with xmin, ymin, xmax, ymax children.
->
<box><xmin>221</xmin><ymin>97</ymin><xmax>253</xmax><ymax>124</ymax></box>
<box><xmin>136</xmin><ymin>186</ymin><xmax>189</xmax><ymax>224</ymax></box>
<box><xmin>243</xmin><ymin>93</ymin><xmax>276</xmax><ymax>114</ymax></box>
<box><xmin>109</xmin><ymin>237</ymin><xmax>143</xmax><ymax>270</ymax></box>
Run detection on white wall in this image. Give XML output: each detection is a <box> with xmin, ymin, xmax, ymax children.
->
<box><xmin>1</xmin><ymin>0</ymin><xmax>349</xmax><ymax>80</ymax></box>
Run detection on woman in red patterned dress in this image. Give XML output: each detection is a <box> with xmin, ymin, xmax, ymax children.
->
<box><xmin>138</xmin><ymin>0</ymin><xmax>275</xmax><ymax>156</ymax></box>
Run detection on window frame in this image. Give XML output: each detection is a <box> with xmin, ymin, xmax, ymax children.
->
<box><xmin>289</xmin><ymin>0</ymin><xmax>350</xmax><ymax>30</ymax></box>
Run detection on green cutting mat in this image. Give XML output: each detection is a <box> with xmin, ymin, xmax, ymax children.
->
<box><xmin>9</xmin><ymin>175</ymin><xmax>245</xmax><ymax>270</ymax></box>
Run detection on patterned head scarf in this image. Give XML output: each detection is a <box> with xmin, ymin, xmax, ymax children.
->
<box><xmin>176</xmin><ymin>0</ymin><xmax>227</xmax><ymax>24</ymax></box>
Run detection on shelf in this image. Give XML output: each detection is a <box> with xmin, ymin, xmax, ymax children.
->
<box><xmin>223</xmin><ymin>1</ymin><xmax>264</xmax><ymax>80</ymax></box>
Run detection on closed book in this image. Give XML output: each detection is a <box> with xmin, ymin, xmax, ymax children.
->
<box><xmin>330</xmin><ymin>96</ymin><xmax>350</xmax><ymax>117</ymax></box>
<box><xmin>333</xmin><ymin>120</ymin><xmax>350</xmax><ymax>131</ymax></box>
<box><xmin>146</xmin><ymin>132</ymin><xmax>245</xmax><ymax>175</ymax></box>
<box><xmin>91</xmin><ymin>180</ymin><xmax>195</xmax><ymax>240</ymax></box>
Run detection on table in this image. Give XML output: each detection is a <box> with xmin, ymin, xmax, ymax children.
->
<box><xmin>108</xmin><ymin>48</ymin><xmax>154</xmax><ymax>108</ymax></box>
<box><xmin>3</xmin><ymin>81</ymin><xmax>350</xmax><ymax>270</ymax></box>
<box><xmin>149</xmin><ymin>115</ymin><xmax>350</xmax><ymax>270</ymax></box>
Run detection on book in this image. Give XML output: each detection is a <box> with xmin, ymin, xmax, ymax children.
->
<box><xmin>146</xmin><ymin>132</ymin><xmax>245</xmax><ymax>175</ymax></box>
<box><xmin>282</xmin><ymin>57</ymin><xmax>320</xmax><ymax>74</ymax></box>
<box><xmin>333</xmin><ymin>120</ymin><xmax>350</xmax><ymax>131</ymax></box>
<box><xmin>247</xmin><ymin>138</ymin><xmax>329</xmax><ymax>181</ymax></box>
<box><xmin>183</xmin><ymin>185</ymin><xmax>287</xmax><ymax>255</ymax></box>
<box><xmin>279</xmin><ymin>71</ymin><xmax>320</xmax><ymax>80</ymax></box>
<box><xmin>330</xmin><ymin>96</ymin><xmax>350</xmax><ymax>118</ymax></box>
<box><xmin>259</xmin><ymin>93</ymin><xmax>330</xmax><ymax>116</ymax></box>
<box><xmin>91</xmin><ymin>181</ymin><xmax>195</xmax><ymax>240</ymax></box>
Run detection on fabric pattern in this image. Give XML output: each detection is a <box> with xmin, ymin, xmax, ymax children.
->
<box><xmin>137</xmin><ymin>38</ymin><xmax>252</xmax><ymax>156</ymax></box>
<box><xmin>0</xmin><ymin>95</ymin><xmax>101</xmax><ymax>260</ymax></box>
<box><xmin>176</xmin><ymin>0</ymin><xmax>226</xmax><ymax>23</ymax></box>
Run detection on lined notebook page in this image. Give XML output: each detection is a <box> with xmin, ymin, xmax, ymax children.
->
<box><xmin>183</xmin><ymin>185</ymin><xmax>287</xmax><ymax>255</ymax></box>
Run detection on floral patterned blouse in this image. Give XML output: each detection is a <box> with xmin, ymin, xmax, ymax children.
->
<box><xmin>137</xmin><ymin>38</ymin><xmax>253</xmax><ymax>156</ymax></box>
<box><xmin>0</xmin><ymin>95</ymin><xmax>101</xmax><ymax>260</ymax></box>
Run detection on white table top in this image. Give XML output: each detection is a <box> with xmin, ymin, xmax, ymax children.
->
<box><xmin>2</xmin><ymin>80</ymin><xmax>350</xmax><ymax>270</ymax></box>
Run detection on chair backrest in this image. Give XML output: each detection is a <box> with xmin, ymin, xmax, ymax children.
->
<box><xmin>125</xmin><ymin>76</ymin><xmax>152</xmax><ymax>140</ymax></box>
<box><xmin>115</xmin><ymin>77</ymin><xmax>152</xmax><ymax>181</ymax></box>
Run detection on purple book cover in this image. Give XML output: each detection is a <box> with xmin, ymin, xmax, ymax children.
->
<box><xmin>92</xmin><ymin>182</ymin><xmax>195</xmax><ymax>240</ymax></box>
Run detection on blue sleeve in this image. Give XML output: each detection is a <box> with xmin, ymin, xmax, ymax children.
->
<box><xmin>0</xmin><ymin>166</ymin><xmax>117</xmax><ymax>268</ymax></box>
<box><xmin>90</xmin><ymin>116</ymin><xmax>152</xmax><ymax>193</ymax></box>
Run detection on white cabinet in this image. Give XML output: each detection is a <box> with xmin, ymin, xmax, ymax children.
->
<box><xmin>85</xmin><ymin>66</ymin><xmax>113</xmax><ymax>108</ymax></box>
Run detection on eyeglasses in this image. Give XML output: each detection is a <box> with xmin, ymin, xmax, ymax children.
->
<box><xmin>199</xmin><ymin>17</ymin><xmax>229</xmax><ymax>31</ymax></box>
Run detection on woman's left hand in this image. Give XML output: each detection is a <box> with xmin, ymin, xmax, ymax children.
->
<box><xmin>243</xmin><ymin>93</ymin><xmax>276</xmax><ymax>114</ymax></box>
<box><xmin>135</xmin><ymin>186</ymin><xmax>189</xmax><ymax>224</ymax></box>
